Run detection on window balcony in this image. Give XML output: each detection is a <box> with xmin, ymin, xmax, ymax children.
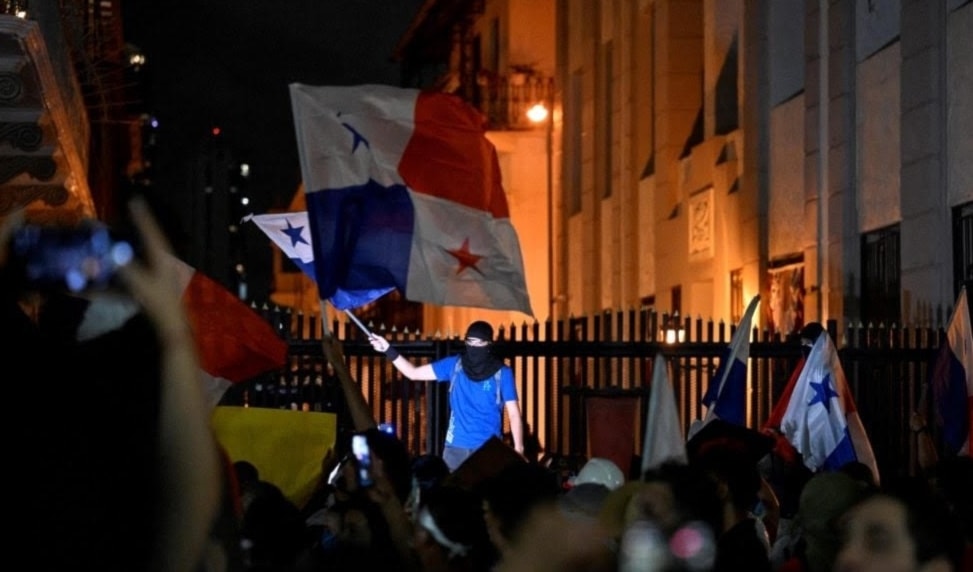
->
<box><xmin>472</xmin><ymin>70</ymin><xmax>553</xmax><ymax>132</ymax></box>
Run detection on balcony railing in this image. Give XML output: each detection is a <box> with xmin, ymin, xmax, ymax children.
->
<box><xmin>473</xmin><ymin>71</ymin><xmax>554</xmax><ymax>131</ymax></box>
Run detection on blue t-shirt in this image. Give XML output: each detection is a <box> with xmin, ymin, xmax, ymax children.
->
<box><xmin>431</xmin><ymin>355</ymin><xmax>518</xmax><ymax>450</ymax></box>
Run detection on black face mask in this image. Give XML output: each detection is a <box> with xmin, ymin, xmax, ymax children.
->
<box><xmin>462</xmin><ymin>344</ymin><xmax>503</xmax><ymax>381</ymax></box>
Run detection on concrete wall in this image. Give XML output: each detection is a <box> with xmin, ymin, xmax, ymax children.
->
<box><xmin>553</xmin><ymin>0</ymin><xmax>971</xmax><ymax>330</ymax></box>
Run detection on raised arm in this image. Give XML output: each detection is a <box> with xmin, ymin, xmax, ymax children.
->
<box><xmin>321</xmin><ymin>333</ymin><xmax>377</xmax><ymax>432</ymax></box>
<box><xmin>368</xmin><ymin>332</ymin><xmax>437</xmax><ymax>380</ymax></box>
<box><xmin>118</xmin><ymin>198</ymin><xmax>221</xmax><ymax>572</ymax></box>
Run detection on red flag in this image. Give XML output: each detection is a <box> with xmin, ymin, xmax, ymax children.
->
<box><xmin>170</xmin><ymin>257</ymin><xmax>287</xmax><ymax>405</ymax></box>
<box><xmin>77</xmin><ymin>261</ymin><xmax>287</xmax><ymax>408</ymax></box>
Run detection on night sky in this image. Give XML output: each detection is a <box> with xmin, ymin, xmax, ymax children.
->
<box><xmin>121</xmin><ymin>1</ymin><xmax>424</xmax><ymax>296</ymax></box>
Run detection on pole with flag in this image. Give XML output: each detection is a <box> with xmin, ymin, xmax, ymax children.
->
<box><xmin>243</xmin><ymin>211</ymin><xmax>380</xmax><ymax>336</ymax></box>
<box><xmin>697</xmin><ymin>295</ymin><xmax>761</xmax><ymax>430</ymax></box>
<box><xmin>927</xmin><ymin>286</ymin><xmax>973</xmax><ymax>456</ymax></box>
<box><xmin>774</xmin><ymin>330</ymin><xmax>880</xmax><ymax>484</ymax></box>
<box><xmin>641</xmin><ymin>352</ymin><xmax>687</xmax><ymax>476</ymax></box>
<box><xmin>76</xmin><ymin>250</ymin><xmax>289</xmax><ymax>408</ymax></box>
<box><xmin>242</xmin><ymin>211</ymin><xmax>392</xmax><ymax>312</ymax></box>
<box><xmin>287</xmin><ymin>83</ymin><xmax>534</xmax><ymax>317</ymax></box>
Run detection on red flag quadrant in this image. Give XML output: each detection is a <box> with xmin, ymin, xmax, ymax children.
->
<box><xmin>167</xmin><ymin>255</ymin><xmax>288</xmax><ymax>406</ymax></box>
<box><xmin>289</xmin><ymin>83</ymin><xmax>533</xmax><ymax>315</ymax></box>
<box><xmin>928</xmin><ymin>287</ymin><xmax>973</xmax><ymax>455</ymax></box>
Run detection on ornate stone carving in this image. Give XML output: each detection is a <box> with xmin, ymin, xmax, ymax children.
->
<box><xmin>0</xmin><ymin>155</ymin><xmax>57</xmax><ymax>183</ymax></box>
<box><xmin>0</xmin><ymin>70</ymin><xmax>23</xmax><ymax>103</ymax></box>
<box><xmin>0</xmin><ymin>121</ymin><xmax>42</xmax><ymax>150</ymax></box>
<box><xmin>0</xmin><ymin>184</ymin><xmax>69</xmax><ymax>214</ymax></box>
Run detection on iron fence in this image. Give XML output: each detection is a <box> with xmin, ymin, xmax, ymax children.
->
<box><xmin>223</xmin><ymin>306</ymin><xmax>946</xmax><ymax>480</ymax></box>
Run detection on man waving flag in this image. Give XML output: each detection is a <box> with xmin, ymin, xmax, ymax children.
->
<box><xmin>288</xmin><ymin>83</ymin><xmax>533</xmax><ymax>315</ymax></box>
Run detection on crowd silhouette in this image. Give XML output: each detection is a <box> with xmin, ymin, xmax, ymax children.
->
<box><xmin>3</xmin><ymin>202</ymin><xmax>970</xmax><ymax>571</ymax></box>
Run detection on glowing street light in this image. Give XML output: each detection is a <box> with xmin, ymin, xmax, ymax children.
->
<box><xmin>528</xmin><ymin>100</ymin><xmax>555</xmax><ymax>321</ymax></box>
<box><xmin>526</xmin><ymin>103</ymin><xmax>549</xmax><ymax>123</ymax></box>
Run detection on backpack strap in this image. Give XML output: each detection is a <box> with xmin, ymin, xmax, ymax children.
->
<box><xmin>449</xmin><ymin>357</ymin><xmax>463</xmax><ymax>391</ymax></box>
<box><xmin>494</xmin><ymin>368</ymin><xmax>502</xmax><ymax>406</ymax></box>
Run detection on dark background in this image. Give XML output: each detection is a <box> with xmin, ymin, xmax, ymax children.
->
<box><xmin>120</xmin><ymin>1</ymin><xmax>424</xmax><ymax>297</ymax></box>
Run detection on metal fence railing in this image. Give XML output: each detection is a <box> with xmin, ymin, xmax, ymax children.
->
<box><xmin>223</xmin><ymin>306</ymin><xmax>947</xmax><ymax>480</ymax></box>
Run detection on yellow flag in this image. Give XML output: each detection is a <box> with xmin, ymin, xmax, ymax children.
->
<box><xmin>211</xmin><ymin>406</ymin><xmax>337</xmax><ymax>508</ymax></box>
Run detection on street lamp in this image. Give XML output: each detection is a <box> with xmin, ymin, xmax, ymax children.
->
<box><xmin>527</xmin><ymin>98</ymin><xmax>555</xmax><ymax>323</ymax></box>
<box><xmin>526</xmin><ymin>103</ymin><xmax>548</xmax><ymax>123</ymax></box>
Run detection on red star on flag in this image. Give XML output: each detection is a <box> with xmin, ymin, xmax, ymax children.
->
<box><xmin>446</xmin><ymin>238</ymin><xmax>485</xmax><ymax>276</ymax></box>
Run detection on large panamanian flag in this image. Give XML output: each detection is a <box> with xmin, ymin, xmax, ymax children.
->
<box><xmin>928</xmin><ymin>287</ymin><xmax>973</xmax><ymax>455</ymax></box>
<box><xmin>774</xmin><ymin>330</ymin><xmax>880</xmax><ymax>484</ymax></box>
<box><xmin>288</xmin><ymin>83</ymin><xmax>533</xmax><ymax>315</ymax></box>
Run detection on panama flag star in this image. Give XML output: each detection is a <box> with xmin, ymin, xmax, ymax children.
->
<box><xmin>342</xmin><ymin>121</ymin><xmax>370</xmax><ymax>153</ymax></box>
<box><xmin>282</xmin><ymin>219</ymin><xmax>308</xmax><ymax>247</ymax></box>
<box><xmin>242</xmin><ymin>212</ymin><xmax>316</xmax><ymax>279</ymax></box>
<box><xmin>809</xmin><ymin>375</ymin><xmax>839</xmax><ymax>412</ymax></box>
<box><xmin>774</xmin><ymin>330</ymin><xmax>880</xmax><ymax>483</ymax></box>
<box><xmin>446</xmin><ymin>238</ymin><xmax>484</xmax><ymax>275</ymax></box>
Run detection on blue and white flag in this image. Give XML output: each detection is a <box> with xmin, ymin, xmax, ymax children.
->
<box><xmin>244</xmin><ymin>212</ymin><xmax>315</xmax><ymax>278</ymax></box>
<box><xmin>700</xmin><ymin>295</ymin><xmax>761</xmax><ymax>427</ymax></box>
<box><xmin>779</xmin><ymin>331</ymin><xmax>880</xmax><ymax>483</ymax></box>
<box><xmin>244</xmin><ymin>211</ymin><xmax>392</xmax><ymax>309</ymax></box>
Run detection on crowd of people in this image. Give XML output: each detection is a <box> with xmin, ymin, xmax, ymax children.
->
<box><xmin>3</xmin><ymin>202</ymin><xmax>971</xmax><ymax>571</ymax></box>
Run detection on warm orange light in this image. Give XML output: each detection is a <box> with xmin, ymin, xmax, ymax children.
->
<box><xmin>662</xmin><ymin>327</ymin><xmax>685</xmax><ymax>344</ymax></box>
<box><xmin>526</xmin><ymin>103</ymin><xmax>549</xmax><ymax>123</ymax></box>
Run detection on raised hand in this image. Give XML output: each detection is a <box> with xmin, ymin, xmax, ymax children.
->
<box><xmin>369</xmin><ymin>332</ymin><xmax>390</xmax><ymax>353</ymax></box>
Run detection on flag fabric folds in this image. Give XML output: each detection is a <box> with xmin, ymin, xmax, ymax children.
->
<box><xmin>774</xmin><ymin>331</ymin><xmax>880</xmax><ymax>483</ymax></box>
<box><xmin>244</xmin><ymin>212</ymin><xmax>316</xmax><ymax>279</ymax></box>
<box><xmin>167</xmin><ymin>254</ymin><xmax>288</xmax><ymax>407</ymax></box>
<box><xmin>73</xmin><ymin>253</ymin><xmax>287</xmax><ymax>407</ymax></box>
<box><xmin>211</xmin><ymin>406</ymin><xmax>337</xmax><ymax>508</ymax></box>
<box><xmin>289</xmin><ymin>83</ymin><xmax>533</xmax><ymax>315</ymax></box>
<box><xmin>700</xmin><ymin>295</ymin><xmax>761</xmax><ymax>427</ymax></box>
<box><xmin>641</xmin><ymin>353</ymin><xmax>687</xmax><ymax>474</ymax></box>
<box><xmin>243</xmin><ymin>211</ymin><xmax>393</xmax><ymax>309</ymax></box>
<box><xmin>928</xmin><ymin>287</ymin><xmax>973</xmax><ymax>455</ymax></box>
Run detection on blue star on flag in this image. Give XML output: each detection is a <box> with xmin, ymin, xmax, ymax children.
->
<box><xmin>809</xmin><ymin>374</ymin><xmax>840</xmax><ymax>412</ymax></box>
<box><xmin>281</xmin><ymin>219</ymin><xmax>308</xmax><ymax>247</ymax></box>
<box><xmin>341</xmin><ymin>122</ymin><xmax>370</xmax><ymax>153</ymax></box>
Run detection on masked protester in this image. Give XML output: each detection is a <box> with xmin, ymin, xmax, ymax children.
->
<box><xmin>369</xmin><ymin>321</ymin><xmax>524</xmax><ymax>471</ymax></box>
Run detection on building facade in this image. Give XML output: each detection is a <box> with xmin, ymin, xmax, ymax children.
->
<box><xmin>378</xmin><ymin>0</ymin><xmax>558</xmax><ymax>335</ymax></box>
<box><xmin>556</xmin><ymin>0</ymin><xmax>972</xmax><ymax>337</ymax></box>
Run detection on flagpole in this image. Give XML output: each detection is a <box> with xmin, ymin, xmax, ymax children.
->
<box><xmin>344</xmin><ymin>309</ymin><xmax>372</xmax><ymax>337</ymax></box>
<box><xmin>704</xmin><ymin>294</ymin><xmax>760</xmax><ymax>421</ymax></box>
<box><xmin>318</xmin><ymin>300</ymin><xmax>332</xmax><ymax>337</ymax></box>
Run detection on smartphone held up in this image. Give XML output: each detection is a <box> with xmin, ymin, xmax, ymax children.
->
<box><xmin>10</xmin><ymin>222</ymin><xmax>136</xmax><ymax>293</ymax></box>
<box><xmin>351</xmin><ymin>434</ymin><xmax>374</xmax><ymax>489</ymax></box>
